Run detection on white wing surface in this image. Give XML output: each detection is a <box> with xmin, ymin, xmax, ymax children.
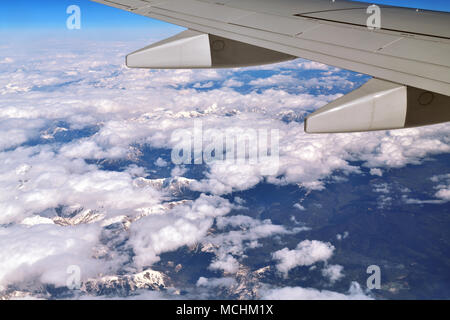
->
<box><xmin>91</xmin><ymin>0</ymin><xmax>450</xmax><ymax>133</ymax></box>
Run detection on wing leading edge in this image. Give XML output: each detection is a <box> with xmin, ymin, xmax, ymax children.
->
<box><xmin>91</xmin><ymin>0</ymin><xmax>450</xmax><ymax>133</ymax></box>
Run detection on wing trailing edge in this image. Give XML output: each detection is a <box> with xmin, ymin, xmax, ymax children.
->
<box><xmin>92</xmin><ymin>0</ymin><xmax>450</xmax><ymax>133</ymax></box>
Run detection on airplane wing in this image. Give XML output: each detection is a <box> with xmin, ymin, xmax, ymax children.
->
<box><xmin>91</xmin><ymin>0</ymin><xmax>450</xmax><ymax>133</ymax></box>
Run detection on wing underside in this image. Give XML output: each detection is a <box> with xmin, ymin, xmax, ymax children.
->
<box><xmin>91</xmin><ymin>0</ymin><xmax>450</xmax><ymax>133</ymax></box>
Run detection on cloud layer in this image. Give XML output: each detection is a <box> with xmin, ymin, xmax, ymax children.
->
<box><xmin>0</xmin><ymin>34</ymin><xmax>448</xmax><ymax>299</ymax></box>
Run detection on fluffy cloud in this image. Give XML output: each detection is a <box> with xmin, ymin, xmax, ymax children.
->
<box><xmin>322</xmin><ymin>264</ymin><xmax>344</xmax><ymax>283</ymax></box>
<box><xmin>209</xmin><ymin>255</ymin><xmax>240</xmax><ymax>274</ymax></box>
<box><xmin>128</xmin><ymin>194</ymin><xmax>232</xmax><ymax>268</ymax></box>
<box><xmin>435</xmin><ymin>189</ymin><xmax>450</xmax><ymax>202</ymax></box>
<box><xmin>370</xmin><ymin>168</ymin><xmax>383</xmax><ymax>177</ymax></box>
<box><xmin>260</xmin><ymin>282</ymin><xmax>372</xmax><ymax>300</ymax></box>
<box><xmin>402</xmin><ymin>173</ymin><xmax>450</xmax><ymax>204</ymax></box>
<box><xmin>432</xmin><ymin>174</ymin><xmax>450</xmax><ymax>202</ymax></box>
<box><xmin>0</xmin><ymin>57</ymin><xmax>14</xmax><ymax>64</ymax></box>
<box><xmin>249</xmin><ymin>74</ymin><xmax>299</xmax><ymax>87</ymax></box>
<box><xmin>223</xmin><ymin>78</ymin><xmax>244</xmax><ymax>88</ymax></box>
<box><xmin>0</xmin><ymin>224</ymin><xmax>104</xmax><ymax>290</ymax></box>
<box><xmin>336</xmin><ymin>232</ymin><xmax>349</xmax><ymax>241</ymax></box>
<box><xmin>0</xmin><ymin>146</ymin><xmax>163</xmax><ymax>224</ymax></box>
<box><xmin>196</xmin><ymin>277</ymin><xmax>236</xmax><ymax>289</ymax></box>
<box><xmin>187</xmin><ymin>121</ymin><xmax>450</xmax><ymax>195</ymax></box>
<box><xmin>202</xmin><ymin>215</ymin><xmax>307</xmax><ymax>275</ymax></box>
<box><xmin>202</xmin><ymin>215</ymin><xmax>308</xmax><ymax>273</ymax></box>
<box><xmin>272</xmin><ymin>240</ymin><xmax>335</xmax><ymax>277</ymax></box>
<box><xmin>297</xmin><ymin>61</ymin><xmax>330</xmax><ymax>71</ymax></box>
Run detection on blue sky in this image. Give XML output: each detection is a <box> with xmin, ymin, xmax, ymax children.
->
<box><xmin>0</xmin><ymin>0</ymin><xmax>170</xmax><ymax>30</ymax></box>
<box><xmin>1</xmin><ymin>0</ymin><xmax>449</xmax><ymax>31</ymax></box>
